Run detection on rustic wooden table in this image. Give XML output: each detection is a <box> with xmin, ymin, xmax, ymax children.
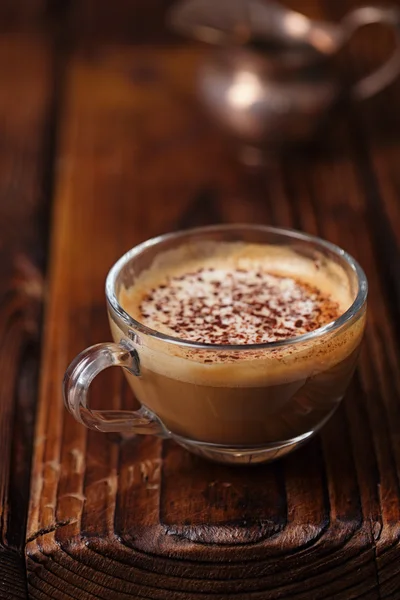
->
<box><xmin>2</xmin><ymin>0</ymin><xmax>400</xmax><ymax>598</ymax></box>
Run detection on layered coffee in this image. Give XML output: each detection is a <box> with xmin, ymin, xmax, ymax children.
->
<box><xmin>116</xmin><ymin>241</ymin><xmax>365</xmax><ymax>445</ymax></box>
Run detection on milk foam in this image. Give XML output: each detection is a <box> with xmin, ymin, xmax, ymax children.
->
<box><xmin>115</xmin><ymin>241</ymin><xmax>364</xmax><ymax>387</ymax></box>
<box><xmin>138</xmin><ymin>267</ymin><xmax>339</xmax><ymax>344</ymax></box>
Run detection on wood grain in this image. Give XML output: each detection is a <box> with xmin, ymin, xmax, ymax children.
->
<box><xmin>23</xmin><ymin>12</ymin><xmax>400</xmax><ymax>593</ymax></box>
<box><xmin>321</xmin><ymin>0</ymin><xmax>400</xmax><ymax>594</ymax></box>
<box><xmin>0</xmin><ymin>34</ymin><xmax>52</xmax><ymax>600</ymax></box>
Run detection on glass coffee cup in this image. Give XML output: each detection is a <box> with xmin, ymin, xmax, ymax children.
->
<box><xmin>63</xmin><ymin>224</ymin><xmax>367</xmax><ymax>465</ymax></box>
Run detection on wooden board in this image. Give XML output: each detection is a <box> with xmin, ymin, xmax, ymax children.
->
<box><xmin>0</xmin><ymin>34</ymin><xmax>52</xmax><ymax>600</ymax></box>
<box><xmin>25</xmin><ymin>24</ymin><xmax>400</xmax><ymax>596</ymax></box>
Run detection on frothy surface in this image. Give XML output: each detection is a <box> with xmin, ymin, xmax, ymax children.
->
<box><xmin>115</xmin><ymin>241</ymin><xmax>363</xmax><ymax>386</ymax></box>
<box><xmin>120</xmin><ymin>241</ymin><xmax>352</xmax><ymax>348</ymax></box>
<box><xmin>139</xmin><ymin>267</ymin><xmax>339</xmax><ymax>344</ymax></box>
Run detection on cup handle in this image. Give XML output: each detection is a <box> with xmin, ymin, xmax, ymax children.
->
<box><xmin>341</xmin><ymin>5</ymin><xmax>400</xmax><ymax>100</ymax></box>
<box><xmin>63</xmin><ymin>342</ymin><xmax>165</xmax><ymax>435</ymax></box>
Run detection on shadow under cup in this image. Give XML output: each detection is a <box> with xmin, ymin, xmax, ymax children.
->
<box><xmin>64</xmin><ymin>225</ymin><xmax>368</xmax><ymax>465</ymax></box>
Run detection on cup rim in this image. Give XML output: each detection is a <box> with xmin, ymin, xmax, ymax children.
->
<box><xmin>105</xmin><ymin>224</ymin><xmax>368</xmax><ymax>351</ymax></box>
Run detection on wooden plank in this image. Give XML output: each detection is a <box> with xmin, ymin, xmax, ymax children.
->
<box><xmin>319</xmin><ymin>0</ymin><xmax>400</xmax><ymax>594</ymax></box>
<box><xmin>0</xmin><ymin>33</ymin><xmax>53</xmax><ymax>600</ymax></box>
<box><xmin>24</xmin><ymin>36</ymin><xmax>400</xmax><ymax>597</ymax></box>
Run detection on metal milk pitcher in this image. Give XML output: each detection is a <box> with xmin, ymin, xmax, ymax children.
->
<box><xmin>169</xmin><ymin>0</ymin><xmax>400</xmax><ymax>149</ymax></box>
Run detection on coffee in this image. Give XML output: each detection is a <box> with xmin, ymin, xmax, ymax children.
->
<box><xmin>115</xmin><ymin>241</ymin><xmax>365</xmax><ymax>446</ymax></box>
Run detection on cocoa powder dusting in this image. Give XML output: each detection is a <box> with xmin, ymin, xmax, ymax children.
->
<box><xmin>139</xmin><ymin>267</ymin><xmax>340</xmax><ymax>345</ymax></box>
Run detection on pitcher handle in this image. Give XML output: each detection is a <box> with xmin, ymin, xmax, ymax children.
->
<box><xmin>342</xmin><ymin>5</ymin><xmax>400</xmax><ymax>100</ymax></box>
<box><xmin>63</xmin><ymin>342</ymin><xmax>165</xmax><ymax>435</ymax></box>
